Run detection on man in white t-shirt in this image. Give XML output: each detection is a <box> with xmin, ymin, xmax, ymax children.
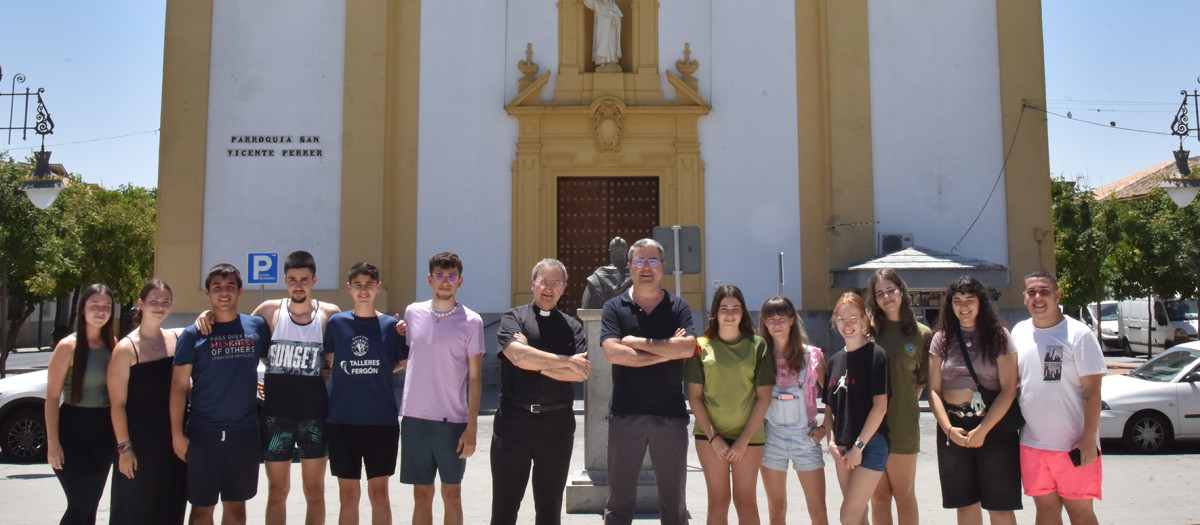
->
<box><xmin>1012</xmin><ymin>269</ymin><xmax>1105</xmax><ymax>525</ymax></box>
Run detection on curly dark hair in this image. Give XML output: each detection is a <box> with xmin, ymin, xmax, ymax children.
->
<box><xmin>934</xmin><ymin>276</ymin><xmax>1009</xmax><ymax>364</ymax></box>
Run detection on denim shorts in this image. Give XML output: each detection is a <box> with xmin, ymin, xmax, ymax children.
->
<box><xmin>762</xmin><ymin>385</ymin><xmax>824</xmax><ymax>472</ymax></box>
<box><xmin>857</xmin><ymin>434</ymin><xmax>889</xmax><ymax>472</ymax></box>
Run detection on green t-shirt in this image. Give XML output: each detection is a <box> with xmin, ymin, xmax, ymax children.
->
<box><xmin>873</xmin><ymin>320</ymin><xmax>932</xmax><ymax>454</ymax></box>
<box><xmin>684</xmin><ymin>334</ymin><xmax>774</xmax><ymax>443</ymax></box>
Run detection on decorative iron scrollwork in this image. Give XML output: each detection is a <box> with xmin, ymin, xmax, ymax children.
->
<box><xmin>35</xmin><ymin>90</ymin><xmax>54</xmax><ymax>136</ymax></box>
<box><xmin>1172</xmin><ymin>90</ymin><xmax>1191</xmax><ymax>139</ymax></box>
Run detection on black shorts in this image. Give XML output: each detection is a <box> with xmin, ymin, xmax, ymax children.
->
<box><xmin>185</xmin><ymin>425</ymin><xmax>260</xmax><ymax>506</ymax></box>
<box><xmin>261</xmin><ymin>414</ymin><xmax>327</xmax><ymax>461</ymax></box>
<box><xmin>936</xmin><ymin>409</ymin><xmax>1023</xmax><ymax>511</ymax></box>
<box><xmin>327</xmin><ymin>422</ymin><xmax>399</xmax><ymax>480</ymax></box>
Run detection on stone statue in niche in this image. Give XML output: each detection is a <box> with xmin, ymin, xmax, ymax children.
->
<box><xmin>583</xmin><ymin>0</ymin><xmax>622</xmax><ymax>71</ymax></box>
<box><xmin>581</xmin><ymin>237</ymin><xmax>631</xmax><ymax>308</ymax></box>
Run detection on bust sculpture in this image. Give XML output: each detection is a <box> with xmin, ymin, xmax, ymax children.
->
<box><xmin>581</xmin><ymin>236</ymin><xmax>632</xmax><ymax>309</ymax></box>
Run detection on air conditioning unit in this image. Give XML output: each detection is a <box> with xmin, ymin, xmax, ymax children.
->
<box><xmin>878</xmin><ymin>232</ymin><xmax>914</xmax><ymax>255</ymax></box>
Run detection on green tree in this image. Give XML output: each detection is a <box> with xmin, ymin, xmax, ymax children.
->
<box><xmin>0</xmin><ymin>154</ymin><xmax>54</xmax><ymax>376</ymax></box>
<box><xmin>1052</xmin><ymin>176</ymin><xmax>1116</xmax><ymax>338</ymax></box>
<box><xmin>0</xmin><ymin>154</ymin><xmax>158</xmax><ymax>376</ymax></box>
<box><xmin>1105</xmin><ymin>189</ymin><xmax>1197</xmax><ymax>301</ymax></box>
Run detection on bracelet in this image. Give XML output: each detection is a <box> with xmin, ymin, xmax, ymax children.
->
<box><xmin>116</xmin><ymin>441</ymin><xmax>133</xmax><ymax>455</ymax></box>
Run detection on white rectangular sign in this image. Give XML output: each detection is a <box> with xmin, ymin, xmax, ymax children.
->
<box><xmin>201</xmin><ymin>0</ymin><xmax>346</xmax><ymax>290</ymax></box>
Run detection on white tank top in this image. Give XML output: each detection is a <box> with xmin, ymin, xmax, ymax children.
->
<box><xmin>264</xmin><ymin>299</ymin><xmax>325</xmax><ymax>377</ymax></box>
<box><xmin>272</xmin><ymin>299</ymin><xmax>324</xmax><ymax>344</ymax></box>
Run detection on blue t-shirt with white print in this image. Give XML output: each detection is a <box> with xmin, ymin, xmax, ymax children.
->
<box><xmin>174</xmin><ymin>314</ymin><xmax>271</xmax><ymax>429</ymax></box>
<box><xmin>324</xmin><ymin>312</ymin><xmax>409</xmax><ymax>425</ymax></box>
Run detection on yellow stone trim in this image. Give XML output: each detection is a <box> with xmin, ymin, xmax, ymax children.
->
<box><xmin>339</xmin><ymin>0</ymin><xmax>390</xmax><ymax>308</ymax></box>
<box><xmin>796</xmin><ymin>0</ymin><xmax>875</xmax><ymax>309</ymax></box>
<box><xmin>380</xmin><ymin>0</ymin><xmax>421</xmax><ymax>311</ymax></box>
<box><xmin>507</xmin><ymin>79</ymin><xmax>709</xmax><ymax>309</ymax></box>
<box><xmin>156</xmin><ymin>0</ymin><xmax>213</xmax><ymax>313</ymax></box>
<box><xmin>156</xmin><ymin>0</ymin><xmax>421</xmax><ymax>313</ymax></box>
<box><xmin>554</xmin><ymin>0</ymin><xmax>664</xmax><ymax>105</ymax></box>
<box><xmin>996</xmin><ymin>0</ymin><xmax>1052</xmax><ymax>308</ymax></box>
<box><xmin>795</xmin><ymin>0</ymin><xmax>833</xmax><ymax>310</ymax></box>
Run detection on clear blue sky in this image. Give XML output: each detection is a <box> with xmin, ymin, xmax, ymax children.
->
<box><xmin>2</xmin><ymin>1</ymin><xmax>1198</xmax><ymax>191</ymax></box>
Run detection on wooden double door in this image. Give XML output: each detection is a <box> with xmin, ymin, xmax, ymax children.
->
<box><xmin>556</xmin><ymin>177</ymin><xmax>658</xmax><ymax>316</ymax></box>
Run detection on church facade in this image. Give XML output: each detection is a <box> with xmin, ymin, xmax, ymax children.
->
<box><xmin>156</xmin><ymin>0</ymin><xmax>1052</xmax><ymax>321</ymax></box>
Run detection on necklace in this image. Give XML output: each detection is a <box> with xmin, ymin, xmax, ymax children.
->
<box><xmin>430</xmin><ymin>302</ymin><xmax>458</xmax><ymax>322</ymax></box>
<box><xmin>962</xmin><ymin>328</ymin><xmax>976</xmax><ymax>348</ymax></box>
<box><xmin>137</xmin><ymin>327</ymin><xmax>168</xmax><ymax>360</ymax></box>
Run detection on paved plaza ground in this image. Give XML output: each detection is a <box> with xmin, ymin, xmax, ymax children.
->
<box><xmin>2</xmin><ymin>408</ymin><xmax>1198</xmax><ymax>524</ymax></box>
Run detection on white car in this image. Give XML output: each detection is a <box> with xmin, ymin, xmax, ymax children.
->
<box><xmin>0</xmin><ymin>362</ymin><xmax>268</xmax><ymax>463</ymax></box>
<box><xmin>0</xmin><ymin>369</ymin><xmax>49</xmax><ymax>462</ymax></box>
<box><xmin>1100</xmin><ymin>344</ymin><xmax>1200</xmax><ymax>453</ymax></box>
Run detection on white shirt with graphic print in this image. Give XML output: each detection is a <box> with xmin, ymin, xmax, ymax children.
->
<box><xmin>1013</xmin><ymin>315</ymin><xmax>1107</xmax><ymax>451</ymax></box>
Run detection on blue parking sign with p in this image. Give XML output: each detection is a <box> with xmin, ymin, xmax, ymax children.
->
<box><xmin>248</xmin><ymin>253</ymin><xmax>278</xmax><ymax>284</ymax></box>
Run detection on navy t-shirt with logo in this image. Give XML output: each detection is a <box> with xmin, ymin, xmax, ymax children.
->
<box><xmin>174</xmin><ymin>314</ymin><xmax>271</xmax><ymax>430</ymax></box>
<box><xmin>324</xmin><ymin>312</ymin><xmax>409</xmax><ymax>426</ymax></box>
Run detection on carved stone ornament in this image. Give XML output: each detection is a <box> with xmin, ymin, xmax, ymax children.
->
<box><xmin>676</xmin><ymin>43</ymin><xmax>698</xmax><ymax>80</ymax></box>
<box><xmin>591</xmin><ymin>98</ymin><xmax>624</xmax><ymax>152</ymax></box>
<box><xmin>518</xmin><ymin>43</ymin><xmax>539</xmax><ymax>79</ymax></box>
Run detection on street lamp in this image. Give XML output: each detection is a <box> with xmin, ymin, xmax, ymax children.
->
<box><xmin>1</xmin><ymin>66</ymin><xmax>63</xmax><ymax>359</ymax></box>
<box><xmin>3</xmin><ymin>66</ymin><xmax>64</xmax><ymax>209</ymax></box>
<box><xmin>1161</xmin><ymin>80</ymin><xmax>1200</xmax><ymax>205</ymax></box>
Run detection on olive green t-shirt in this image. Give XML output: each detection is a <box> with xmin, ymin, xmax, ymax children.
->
<box><xmin>874</xmin><ymin>321</ymin><xmax>932</xmax><ymax>454</ymax></box>
<box><xmin>684</xmin><ymin>335</ymin><xmax>774</xmax><ymax>443</ymax></box>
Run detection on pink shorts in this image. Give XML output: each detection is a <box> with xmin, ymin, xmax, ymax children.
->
<box><xmin>1019</xmin><ymin>445</ymin><xmax>1102</xmax><ymax>500</ymax></box>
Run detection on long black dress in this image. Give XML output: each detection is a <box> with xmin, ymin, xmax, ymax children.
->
<box><xmin>109</xmin><ymin>354</ymin><xmax>187</xmax><ymax>524</ymax></box>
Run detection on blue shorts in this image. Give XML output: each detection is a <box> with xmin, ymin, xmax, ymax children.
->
<box><xmin>399</xmin><ymin>417</ymin><xmax>468</xmax><ymax>485</ymax></box>
<box><xmin>185</xmin><ymin>425</ymin><xmax>260</xmax><ymax>506</ymax></box>
<box><xmin>857</xmin><ymin>434</ymin><xmax>889</xmax><ymax>472</ymax></box>
<box><xmin>762</xmin><ymin>385</ymin><xmax>824</xmax><ymax>472</ymax></box>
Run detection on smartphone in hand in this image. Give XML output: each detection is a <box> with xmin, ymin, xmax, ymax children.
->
<box><xmin>1069</xmin><ymin>447</ymin><xmax>1101</xmax><ymax>467</ymax></box>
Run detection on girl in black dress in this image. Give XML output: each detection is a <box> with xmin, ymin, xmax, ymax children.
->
<box><xmin>107</xmin><ymin>279</ymin><xmax>187</xmax><ymax>524</ymax></box>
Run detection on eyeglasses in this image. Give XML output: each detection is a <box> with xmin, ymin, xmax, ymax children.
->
<box><xmin>1023</xmin><ymin>289</ymin><xmax>1054</xmax><ymax>298</ymax></box>
<box><xmin>433</xmin><ymin>272</ymin><xmax>460</xmax><ymax>283</ymax></box>
<box><xmin>835</xmin><ymin>317</ymin><xmax>862</xmax><ymax>326</ymax></box>
<box><xmin>632</xmin><ymin>258</ymin><xmax>661</xmax><ymax>269</ymax></box>
<box><xmin>764</xmin><ymin>316</ymin><xmax>792</xmax><ymax>326</ymax></box>
<box><xmin>535</xmin><ymin>279</ymin><xmax>566</xmax><ymax>289</ymax></box>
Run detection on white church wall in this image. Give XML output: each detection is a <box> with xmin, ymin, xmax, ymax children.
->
<box><xmin>504</xmin><ymin>1</ymin><xmax>559</xmax><ymax>104</ymax></box>
<box><xmin>201</xmin><ymin>0</ymin><xmax>346</xmax><ymax>290</ymax></box>
<box><xmin>698</xmin><ymin>0</ymin><xmax>804</xmax><ymax>309</ymax></box>
<box><xmin>416</xmin><ymin>1</ymin><xmax>516</xmax><ymax>312</ymax></box>
<box><xmin>659</xmin><ymin>0</ymin><xmax>711</xmax><ymax>103</ymax></box>
<box><xmin>868</xmin><ymin>0</ymin><xmax>1009</xmax><ymax>268</ymax></box>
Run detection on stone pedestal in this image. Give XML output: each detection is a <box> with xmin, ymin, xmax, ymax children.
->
<box><xmin>565</xmin><ymin>309</ymin><xmax>660</xmax><ymax>514</ymax></box>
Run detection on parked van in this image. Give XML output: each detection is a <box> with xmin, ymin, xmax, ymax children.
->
<box><xmin>1076</xmin><ymin>301</ymin><xmax>1122</xmax><ymax>353</ymax></box>
<box><xmin>1117</xmin><ymin>297</ymin><xmax>1199</xmax><ymax>356</ymax></box>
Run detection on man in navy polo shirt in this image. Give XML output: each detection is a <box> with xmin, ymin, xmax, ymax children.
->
<box><xmin>171</xmin><ymin>263</ymin><xmax>272</xmax><ymax>525</ymax></box>
<box><xmin>599</xmin><ymin>238</ymin><xmax>697</xmax><ymax>525</ymax></box>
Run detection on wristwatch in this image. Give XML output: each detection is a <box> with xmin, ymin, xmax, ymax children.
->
<box><xmin>854</xmin><ymin>439</ymin><xmax>865</xmax><ymax>451</ymax></box>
